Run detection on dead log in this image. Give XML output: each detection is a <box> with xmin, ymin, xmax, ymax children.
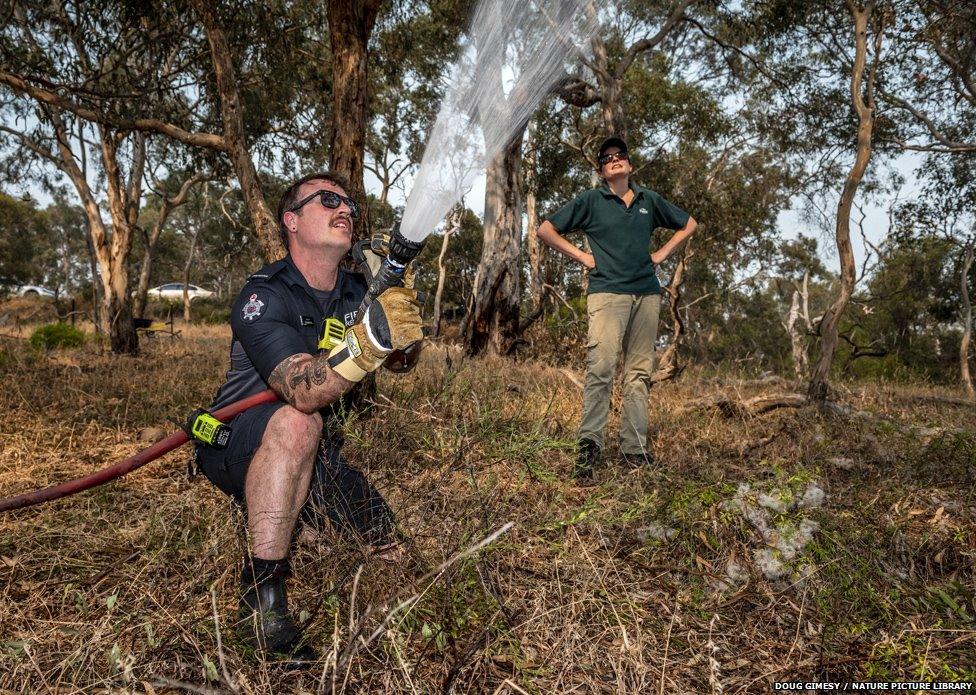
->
<box><xmin>682</xmin><ymin>392</ymin><xmax>808</xmax><ymax>418</ymax></box>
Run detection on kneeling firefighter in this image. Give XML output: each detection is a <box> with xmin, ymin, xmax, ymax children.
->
<box><xmin>192</xmin><ymin>171</ymin><xmax>424</xmax><ymax>663</ymax></box>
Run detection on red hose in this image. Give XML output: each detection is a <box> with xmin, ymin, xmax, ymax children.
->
<box><xmin>0</xmin><ymin>389</ymin><xmax>279</xmax><ymax>513</ymax></box>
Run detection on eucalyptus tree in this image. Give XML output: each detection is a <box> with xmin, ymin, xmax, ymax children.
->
<box><xmin>723</xmin><ymin>0</ymin><xmax>897</xmax><ymax>400</ymax></box>
<box><xmin>557</xmin><ymin>0</ymin><xmax>697</xmax><ymax>138</ymax></box>
<box><xmin>0</xmin><ymin>1</ymin><xmax>202</xmax><ymax>352</ymax></box>
<box><xmin>802</xmin><ymin>0</ymin><xmax>891</xmax><ymax>403</ymax></box>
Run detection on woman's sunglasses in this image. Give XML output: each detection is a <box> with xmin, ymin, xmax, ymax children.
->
<box><xmin>598</xmin><ymin>151</ymin><xmax>629</xmax><ymax>166</ymax></box>
<box><xmin>289</xmin><ymin>189</ymin><xmax>361</xmax><ymax>219</ymax></box>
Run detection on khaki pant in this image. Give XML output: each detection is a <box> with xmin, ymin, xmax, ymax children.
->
<box><xmin>580</xmin><ymin>292</ymin><xmax>661</xmax><ymax>454</ymax></box>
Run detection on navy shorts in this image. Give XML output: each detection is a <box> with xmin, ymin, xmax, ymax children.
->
<box><xmin>195</xmin><ymin>401</ymin><xmax>287</xmax><ymax>502</ymax></box>
<box><xmin>194</xmin><ymin>402</ymin><xmax>396</xmax><ymax>542</ymax></box>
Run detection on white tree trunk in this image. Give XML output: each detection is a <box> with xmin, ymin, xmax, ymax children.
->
<box><xmin>960</xmin><ymin>244</ymin><xmax>974</xmax><ymax>399</ymax></box>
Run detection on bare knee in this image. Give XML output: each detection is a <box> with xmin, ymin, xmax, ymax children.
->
<box><xmin>265</xmin><ymin>406</ymin><xmax>322</xmax><ymax>462</ymax></box>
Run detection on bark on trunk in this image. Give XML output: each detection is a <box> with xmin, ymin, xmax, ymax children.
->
<box><xmin>960</xmin><ymin>244</ymin><xmax>974</xmax><ymax>399</ymax></box>
<box><xmin>462</xmin><ymin>132</ymin><xmax>525</xmax><ymax>355</ymax></box>
<box><xmin>327</xmin><ymin>0</ymin><xmax>381</xmax><ymax>239</ymax></box>
<box><xmin>785</xmin><ymin>279</ymin><xmax>809</xmax><ymax>380</ymax></box>
<box><xmin>182</xmin><ymin>228</ymin><xmax>201</xmax><ymax>324</ymax></box>
<box><xmin>808</xmin><ymin>1</ymin><xmax>879</xmax><ymax>404</ymax></box>
<box><xmin>84</xmin><ymin>228</ymin><xmax>102</xmax><ymax>331</ymax></box>
<box><xmin>432</xmin><ymin>206</ymin><xmax>462</xmax><ymax>338</ymax></box>
<box><xmin>524</xmin><ymin>121</ymin><xmax>545</xmax><ymax>309</ymax></box>
<box><xmin>191</xmin><ymin>0</ymin><xmax>283</xmax><ymax>262</ymax></box>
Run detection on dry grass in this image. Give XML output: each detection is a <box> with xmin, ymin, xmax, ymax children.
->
<box><xmin>0</xmin><ymin>320</ymin><xmax>974</xmax><ymax>693</ymax></box>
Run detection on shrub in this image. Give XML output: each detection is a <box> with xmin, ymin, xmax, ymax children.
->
<box><xmin>30</xmin><ymin>322</ymin><xmax>86</xmax><ymax>350</ymax></box>
<box><xmin>190</xmin><ymin>297</ymin><xmax>232</xmax><ymax>325</ymax></box>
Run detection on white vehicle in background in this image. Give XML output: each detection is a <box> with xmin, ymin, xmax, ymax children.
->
<box><xmin>147</xmin><ymin>283</ymin><xmax>214</xmax><ymax>302</ymax></box>
<box><xmin>0</xmin><ymin>279</ymin><xmax>56</xmax><ymax>298</ymax></box>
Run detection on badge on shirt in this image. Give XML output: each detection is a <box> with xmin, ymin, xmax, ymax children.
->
<box><xmin>639</xmin><ymin>208</ymin><xmax>649</xmax><ymax>214</ymax></box>
<box><xmin>241</xmin><ymin>293</ymin><xmax>266</xmax><ymax>322</ymax></box>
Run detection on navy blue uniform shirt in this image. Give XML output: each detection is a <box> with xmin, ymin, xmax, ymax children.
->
<box><xmin>211</xmin><ymin>255</ymin><xmax>366</xmax><ymax>420</ymax></box>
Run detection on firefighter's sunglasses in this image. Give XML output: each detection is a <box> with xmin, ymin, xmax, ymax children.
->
<box><xmin>289</xmin><ymin>189</ymin><xmax>361</xmax><ymax>219</ymax></box>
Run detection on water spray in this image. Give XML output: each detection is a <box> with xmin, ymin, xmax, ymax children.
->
<box><xmin>0</xmin><ymin>0</ymin><xmax>600</xmax><ymax>513</ymax></box>
<box><xmin>357</xmin><ymin>0</ymin><xmax>597</xmax><ymax>312</ymax></box>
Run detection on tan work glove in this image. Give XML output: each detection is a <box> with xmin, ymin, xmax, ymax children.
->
<box><xmin>327</xmin><ymin>287</ymin><xmax>423</xmax><ymax>383</ymax></box>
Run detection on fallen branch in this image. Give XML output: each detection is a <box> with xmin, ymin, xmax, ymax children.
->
<box><xmin>682</xmin><ymin>392</ymin><xmax>808</xmax><ymax>418</ymax></box>
<box><xmin>891</xmin><ymin>393</ymin><xmax>976</xmax><ymax>408</ymax></box>
<box><xmin>559</xmin><ymin>368</ymin><xmax>584</xmax><ymax>390</ymax></box>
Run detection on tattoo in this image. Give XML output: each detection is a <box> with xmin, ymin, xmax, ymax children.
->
<box><xmin>288</xmin><ymin>360</ymin><xmax>329</xmax><ymax>393</ymax></box>
<box><xmin>267</xmin><ymin>352</ymin><xmax>350</xmax><ymax>410</ymax></box>
<box><xmin>268</xmin><ymin>353</ymin><xmax>307</xmax><ymax>403</ymax></box>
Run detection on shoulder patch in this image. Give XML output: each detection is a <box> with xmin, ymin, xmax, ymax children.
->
<box><xmin>241</xmin><ymin>293</ymin><xmax>266</xmax><ymax>322</ymax></box>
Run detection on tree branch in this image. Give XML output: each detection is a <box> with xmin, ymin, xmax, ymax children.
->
<box><xmin>879</xmin><ymin>88</ymin><xmax>976</xmax><ymax>152</ymax></box>
<box><xmin>554</xmin><ymin>75</ymin><xmax>602</xmax><ymax>108</ymax></box>
<box><xmin>615</xmin><ymin>0</ymin><xmax>697</xmax><ymax>79</ymax></box>
<box><xmin>0</xmin><ymin>70</ymin><xmax>227</xmax><ymax>151</ymax></box>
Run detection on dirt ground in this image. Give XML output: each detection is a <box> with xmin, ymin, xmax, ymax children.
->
<box><xmin>0</xmin><ymin>322</ymin><xmax>973</xmax><ymax>693</ymax></box>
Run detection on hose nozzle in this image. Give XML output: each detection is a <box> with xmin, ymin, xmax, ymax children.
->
<box><xmin>357</xmin><ymin>221</ymin><xmax>425</xmax><ymax>317</ymax></box>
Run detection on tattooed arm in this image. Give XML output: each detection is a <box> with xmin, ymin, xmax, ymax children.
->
<box><xmin>266</xmin><ymin>353</ymin><xmax>354</xmax><ymax>414</ymax></box>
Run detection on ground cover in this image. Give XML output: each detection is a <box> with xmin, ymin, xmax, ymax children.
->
<box><xmin>0</xmin><ymin>323</ymin><xmax>973</xmax><ymax>693</ymax></box>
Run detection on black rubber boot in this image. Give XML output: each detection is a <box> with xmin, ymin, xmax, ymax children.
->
<box><xmin>620</xmin><ymin>450</ymin><xmax>654</xmax><ymax>469</ymax></box>
<box><xmin>239</xmin><ymin>557</ymin><xmax>316</xmax><ymax>665</ymax></box>
<box><xmin>573</xmin><ymin>438</ymin><xmax>601</xmax><ymax>483</ymax></box>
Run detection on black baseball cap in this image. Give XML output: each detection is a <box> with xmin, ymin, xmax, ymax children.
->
<box><xmin>597</xmin><ymin>136</ymin><xmax>628</xmax><ymax>159</ymax></box>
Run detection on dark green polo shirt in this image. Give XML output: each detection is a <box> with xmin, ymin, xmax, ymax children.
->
<box><xmin>547</xmin><ymin>182</ymin><xmax>690</xmax><ymax>295</ymax></box>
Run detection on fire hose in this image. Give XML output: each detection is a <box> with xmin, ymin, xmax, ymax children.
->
<box><xmin>0</xmin><ymin>225</ymin><xmax>426</xmax><ymax>514</ymax></box>
<box><xmin>0</xmin><ymin>389</ymin><xmax>279</xmax><ymax>513</ymax></box>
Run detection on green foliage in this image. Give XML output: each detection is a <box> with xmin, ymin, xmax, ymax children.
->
<box><xmin>0</xmin><ymin>192</ymin><xmax>48</xmax><ymax>285</ymax></box>
<box><xmin>413</xmin><ymin>207</ymin><xmax>483</xmax><ymax>322</ymax></box>
<box><xmin>29</xmin><ymin>323</ymin><xmax>86</xmax><ymax>351</ymax></box>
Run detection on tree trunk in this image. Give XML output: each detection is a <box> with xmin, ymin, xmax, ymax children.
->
<box><xmin>785</xmin><ymin>283</ymin><xmax>809</xmax><ymax>380</ymax></box>
<box><xmin>327</xmin><ymin>0</ymin><xmax>381</xmax><ymax>239</ymax></box>
<box><xmin>134</xmin><ymin>173</ymin><xmax>206</xmax><ymax>316</ymax></box>
<box><xmin>462</xmin><ymin>131</ymin><xmax>525</xmax><ymax>355</ymax></box>
<box><xmin>432</xmin><ymin>206</ymin><xmax>462</xmax><ymax>338</ymax></box>
<box><xmin>44</xmin><ymin>106</ymin><xmax>140</xmax><ymax>354</ymax></box>
<box><xmin>84</xmin><ymin>227</ymin><xmax>102</xmax><ymax>331</ymax></box>
<box><xmin>524</xmin><ymin>121</ymin><xmax>545</xmax><ymax>310</ymax></box>
<box><xmin>652</xmin><ymin>244</ymin><xmax>690</xmax><ymax>382</ymax></box>
<box><xmin>96</xmin><ymin>129</ymin><xmax>144</xmax><ymax>355</ymax></box>
<box><xmin>183</xmin><ymin>228</ymin><xmax>201</xmax><ymax>324</ymax></box>
<box><xmin>191</xmin><ymin>0</ymin><xmax>283</xmax><ymax>262</ymax></box>
<box><xmin>960</xmin><ymin>244</ymin><xmax>974</xmax><ymax>399</ymax></box>
<box><xmin>808</xmin><ymin>1</ymin><xmax>879</xmax><ymax>404</ymax></box>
